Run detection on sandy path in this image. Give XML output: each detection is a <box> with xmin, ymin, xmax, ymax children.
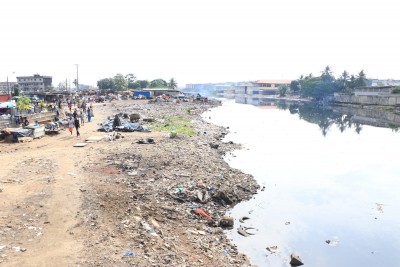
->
<box><xmin>0</xmin><ymin>103</ymin><xmax>105</xmax><ymax>266</ymax></box>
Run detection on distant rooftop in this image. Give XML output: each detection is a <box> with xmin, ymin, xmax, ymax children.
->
<box><xmin>255</xmin><ymin>80</ymin><xmax>292</xmax><ymax>84</ymax></box>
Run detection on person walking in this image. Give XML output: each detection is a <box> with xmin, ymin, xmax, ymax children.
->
<box><xmin>68</xmin><ymin>100</ymin><xmax>72</xmax><ymax>112</ymax></box>
<box><xmin>73</xmin><ymin>108</ymin><xmax>78</xmax><ymax>119</ymax></box>
<box><xmin>67</xmin><ymin>117</ymin><xmax>74</xmax><ymax>135</ymax></box>
<box><xmin>82</xmin><ymin>102</ymin><xmax>87</xmax><ymax>113</ymax></box>
<box><xmin>79</xmin><ymin>110</ymin><xmax>85</xmax><ymax>126</ymax></box>
<box><xmin>74</xmin><ymin>117</ymin><xmax>80</xmax><ymax>137</ymax></box>
<box><xmin>87</xmin><ymin>108</ymin><xmax>92</xmax><ymax>122</ymax></box>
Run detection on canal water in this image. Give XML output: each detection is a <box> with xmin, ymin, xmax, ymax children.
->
<box><xmin>203</xmin><ymin>99</ymin><xmax>400</xmax><ymax>267</ymax></box>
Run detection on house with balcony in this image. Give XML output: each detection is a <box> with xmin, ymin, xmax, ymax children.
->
<box><xmin>17</xmin><ymin>74</ymin><xmax>52</xmax><ymax>92</ymax></box>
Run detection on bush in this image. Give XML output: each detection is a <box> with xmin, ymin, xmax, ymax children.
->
<box><xmin>392</xmin><ymin>86</ymin><xmax>400</xmax><ymax>94</ymax></box>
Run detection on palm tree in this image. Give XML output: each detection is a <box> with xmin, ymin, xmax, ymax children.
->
<box><xmin>355</xmin><ymin>70</ymin><xmax>367</xmax><ymax>87</ymax></box>
<box><xmin>168</xmin><ymin>78</ymin><xmax>177</xmax><ymax>89</ymax></box>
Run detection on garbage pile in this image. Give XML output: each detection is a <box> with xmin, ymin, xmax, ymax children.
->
<box><xmin>97</xmin><ymin>114</ymin><xmax>151</xmax><ymax>132</ymax></box>
<box><xmin>78</xmin><ymin>99</ymin><xmax>259</xmax><ymax>266</ymax></box>
<box><xmin>0</xmin><ymin>128</ymin><xmax>34</xmax><ymax>142</ymax></box>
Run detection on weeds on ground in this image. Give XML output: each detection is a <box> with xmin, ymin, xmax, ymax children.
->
<box><xmin>150</xmin><ymin>116</ymin><xmax>196</xmax><ymax>137</ymax></box>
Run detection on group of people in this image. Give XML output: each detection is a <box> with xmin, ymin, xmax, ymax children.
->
<box><xmin>67</xmin><ymin>106</ymin><xmax>94</xmax><ymax>137</ymax></box>
<box><xmin>67</xmin><ymin>115</ymin><xmax>81</xmax><ymax>136</ymax></box>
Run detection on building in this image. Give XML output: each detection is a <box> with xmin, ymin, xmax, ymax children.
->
<box><xmin>354</xmin><ymin>86</ymin><xmax>393</xmax><ymax>96</ymax></box>
<box><xmin>0</xmin><ymin>82</ymin><xmax>17</xmax><ymax>94</ymax></box>
<box><xmin>253</xmin><ymin>80</ymin><xmax>292</xmax><ymax>94</ymax></box>
<box><xmin>369</xmin><ymin>79</ymin><xmax>400</xmax><ymax>87</ymax></box>
<box><xmin>229</xmin><ymin>80</ymin><xmax>292</xmax><ymax>97</ymax></box>
<box><xmin>16</xmin><ymin>74</ymin><xmax>52</xmax><ymax>92</ymax></box>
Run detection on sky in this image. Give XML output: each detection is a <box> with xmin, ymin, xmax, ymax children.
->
<box><xmin>1</xmin><ymin>0</ymin><xmax>399</xmax><ymax>88</ymax></box>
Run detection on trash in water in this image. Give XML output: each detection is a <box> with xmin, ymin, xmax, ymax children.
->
<box><xmin>266</xmin><ymin>246</ymin><xmax>278</xmax><ymax>254</ymax></box>
<box><xmin>239</xmin><ymin>216</ymin><xmax>250</xmax><ymax>223</ymax></box>
<box><xmin>237</xmin><ymin>226</ymin><xmax>257</xmax><ymax>237</ymax></box>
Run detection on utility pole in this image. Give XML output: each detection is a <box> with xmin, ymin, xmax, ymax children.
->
<box><xmin>7</xmin><ymin>76</ymin><xmax>10</xmax><ymax>100</ymax></box>
<box><xmin>75</xmin><ymin>64</ymin><xmax>79</xmax><ymax>92</ymax></box>
<box><xmin>6</xmin><ymin>72</ymin><xmax>15</xmax><ymax>100</ymax></box>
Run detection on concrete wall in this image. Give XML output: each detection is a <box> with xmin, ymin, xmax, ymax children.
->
<box><xmin>333</xmin><ymin>106</ymin><xmax>400</xmax><ymax>128</ymax></box>
<box><xmin>333</xmin><ymin>94</ymin><xmax>400</xmax><ymax>106</ymax></box>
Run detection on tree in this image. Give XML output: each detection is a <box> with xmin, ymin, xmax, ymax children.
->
<box><xmin>168</xmin><ymin>78</ymin><xmax>177</xmax><ymax>89</ymax></box>
<box><xmin>278</xmin><ymin>84</ymin><xmax>288</xmax><ymax>96</ymax></box>
<box><xmin>321</xmin><ymin>66</ymin><xmax>334</xmax><ymax>83</ymax></box>
<box><xmin>113</xmin><ymin>73</ymin><xmax>128</xmax><ymax>91</ymax></box>
<box><xmin>13</xmin><ymin>85</ymin><xmax>20</xmax><ymax>96</ymax></box>
<box><xmin>97</xmin><ymin>78</ymin><xmax>114</xmax><ymax>89</ymax></box>
<box><xmin>16</xmin><ymin>96</ymin><xmax>31</xmax><ymax>111</ymax></box>
<box><xmin>355</xmin><ymin>70</ymin><xmax>367</xmax><ymax>88</ymax></box>
<box><xmin>290</xmin><ymin>80</ymin><xmax>301</xmax><ymax>93</ymax></box>
<box><xmin>348</xmin><ymin>75</ymin><xmax>357</xmax><ymax>90</ymax></box>
<box><xmin>125</xmin><ymin>73</ymin><xmax>137</xmax><ymax>89</ymax></box>
<box><xmin>300</xmin><ymin>76</ymin><xmax>325</xmax><ymax>99</ymax></box>
<box><xmin>150</xmin><ymin>79</ymin><xmax>167</xmax><ymax>88</ymax></box>
<box><xmin>136</xmin><ymin>80</ymin><xmax>149</xmax><ymax>89</ymax></box>
<box><xmin>336</xmin><ymin>70</ymin><xmax>350</xmax><ymax>93</ymax></box>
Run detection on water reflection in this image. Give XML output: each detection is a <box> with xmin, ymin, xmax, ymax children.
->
<box><xmin>238</xmin><ymin>98</ymin><xmax>400</xmax><ymax>136</ymax></box>
<box><xmin>203</xmin><ymin>100</ymin><xmax>400</xmax><ymax>267</ymax></box>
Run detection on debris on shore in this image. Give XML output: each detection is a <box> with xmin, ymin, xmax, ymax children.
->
<box><xmin>77</xmin><ymin>99</ymin><xmax>260</xmax><ymax>266</ymax></box>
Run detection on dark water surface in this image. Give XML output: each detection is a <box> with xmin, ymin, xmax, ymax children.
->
<box><xmin>203</xmin><ymin>100</ymin><xmax>400</xmax><ymax>267</ymax></box>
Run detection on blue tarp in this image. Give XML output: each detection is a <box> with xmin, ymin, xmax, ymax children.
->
<box><xmin>0</xmin><ymin>101</ymin><xmax>16</xmax><ymax>109</ymax></box>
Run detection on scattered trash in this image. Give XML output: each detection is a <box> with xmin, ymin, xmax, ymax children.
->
<box><xmin>73</xmin><ymin>143</ymin><xmax>87</xmax><ymax>147</ymax></box>
<box><xmin>219</xmin><ymin>216</ymin><xmax>234</xmax><ymax>227</ymax></box>
<box><xmin>266</xmin><ymin>246</ymin><xmax>278</xmax><ymax>254</ymax></box>
<box><xmin>290</xmin><ymin>252</ymin><xmax>304</xmax><ymax>266</ymax></box>
<box><xmin>375</xmin><ymin>203</ymin><xmax>385</xmax><ymax>213</ymax></box>
<box><xmin>325</xmin><ymin>237</ymin><xmax>340</xmax><ymax>246</ymax></box>
<box><xmin>129</xmin><ymin>113</ymin><xmax>140</xmax><ymax>122</ymax></box>
<box><xmin>193</xmin><ymin>208</ymin><xmax>213</xmax><ymax>221</ymax></box>
<box><xmin>98</xmin><ymin>114</ymin><xmax>150</xmax><ymax>132</ymax></box>
<box><xmin>209</xmin><ymin>143</ymin><xmax>219</xmax><ymax>149</ymax></box>
<box><xmin>136</xmin><ymin>138</ymin><xmax>155</xmax><ymax>144</ymax></box>
<box><xmin>123</xmin><ymin>251</ymin><xmax>136</xmax><ymax>257</ymax></box>
<box><xmin>85</xmin><ymin>136</ymin><xmax>104</xmax><ymax>142</ymax></box>
<box><xmin>237</xmin><ymin>226</ymin><xmax>257</xmax><ymax>237</ymax></box>
<box><xmin>239</xmin><ymin>216</ymin><xmax>250</xmax><ymax>223</ymax></box>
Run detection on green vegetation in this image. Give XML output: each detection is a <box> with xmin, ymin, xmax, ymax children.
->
<box><xmin>16</xmin><ymin>96</ymin><xmax>31</xmax><ymax>110</ymax></box>
<box><xmin>378</xmin><ymin>105</ymin><xmax>395</xmax><ymax>111</ymax></box>
<box><xmin>278</xmin><ymin>84</ymin><xmax>288</xmax><ymax>96</ymax></box>
<box><xmin>391</xmin><ymin>86</ymin><xmax>400</xmax><ymax>94</ymax></box>
<box><xmin>295</xmin><ymin>66</ymin><xmax>368</xmax><ymax>100</ymax></box>
<box><xmin>150</xmin><ymin>116</ymin><xmax>196</xmax><ymax>137</ymax></box>
<box><xmin>168</xmin><ymin>78</ymin><xmax>178</xmax><ymax>89</ymax></box>
<box><xmin>97</xmin><ymin>74</ymin><xmax>177</xmax><ymax>90</ymax></box>
<box><xmin>150</xmin><ymin>79</ymin><xmax>168</xmax><ymax>88</ymax></box>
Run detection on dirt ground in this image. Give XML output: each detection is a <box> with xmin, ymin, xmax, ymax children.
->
<box><xmin>0</xmin><ymin>99</ymin><xmax>259</xmax><ymax>267</ymax></box>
